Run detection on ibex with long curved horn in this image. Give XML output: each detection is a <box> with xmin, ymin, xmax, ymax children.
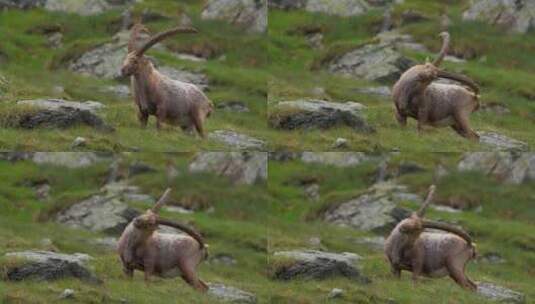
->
<box><xmin>392</xmin><ymin>32</ymin><xmax>481</xmax><ymax>140</ymax></box>
<box><xmin>384</xmin><ymin>185</ymin><xmax>478</xmax><ymax>290</ymax></box>
<box><xmin>117</xmin><ymin>188</ymin><xmax>209</xmax><ymax>291</ymax></box>
<box><xmin>121</xmin><ymin>23</ymin><xmax>213</xmax><ymax>138</ymax></box>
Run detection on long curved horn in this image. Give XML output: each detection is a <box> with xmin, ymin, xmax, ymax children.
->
<box><xmin>152</xmin><ymin>188</ymin><xmax>172</xmax><ymax>213</ymax></box>
<box><xmin>156</xmin><ymin>218</ymin><xmax>205</xmax><ymax>249</ymax></box>
<box><xmin>436</xmin><ymin>69</ymin><xmax>480</xmax><ymax>94</ymax></box>
<box><xmin>422</xmin><ymin>220</ymin><xmax>472</xmax><ymax>245</ymax></box>
<box><xmin>135</xmin><ymin>27</ymin><xmax>198</xmax><ymax>56</ymax></box>
<box><xmin>417</xmin><ymin>185</ymin><xmax>436</xmax><ymax>217</ymax></box>
<box><xmin>432</xmin><ymin>32</ymin><xmax>450</xmax><ymax>67</ymax></box>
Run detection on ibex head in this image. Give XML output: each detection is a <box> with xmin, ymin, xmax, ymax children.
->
<box><xmin>121</xmin><ymin>24</ymin><xmax>198</xmax><ymax>77</ymax></box>
<box><xmin>132</xmin><ymin>188</ymin><xmax>172</xmax><ymax>231</ymax></box>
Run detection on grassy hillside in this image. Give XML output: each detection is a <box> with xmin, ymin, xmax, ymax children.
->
<box><xmin>0</xmin><ymin>153</ymin><xmax>270</xmax><ymax>303</ymax></box>
<box><xmin>0</xmin><ymin>1</ymin><xmax>267</xmax><ymax>151</ymax></box>
<box><xmin>267</xmin><ymin>0</ymin><xmax>535</xmax><ymax>151</ymax></box>
<box><xmin>267</xmin><ymin>153</ymin><xmax>535</xmax><ymax>303</ymax></box>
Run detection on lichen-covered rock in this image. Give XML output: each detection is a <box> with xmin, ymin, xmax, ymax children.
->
<box><xmin>273</xmin><ymin>250</ymin><xmax>369</xmax><ymax>282</ymax></box>
<box><xmin>17</xmin><ymin>99</ymin><xmax>105</xmax><ymax>113</ymax></box>
<box><xmin>269</xmin><ymin>99</ymin><xmax>374</xmax><ymax>133</ymax></box>
<box><xmin>322</xmin><ymin>182</ymin><xmax>414</xmax><ymax>232</ymax></box>
<box><xmin>208</xmin><ymin>130</ymin><xmax>266</xmax><ymax>150</ymax></box>
<box><xmin>0</xmin><ymin>0</ymin><xmax>45</xmax><ymax>9</ymax></box>
<box><xmin>32</xmin><ymin>152</ymin><xmax>104</xmax><ymax>168</ymax></box>
<box><xmin>458</xmin><ymin>152</ymin><xmax>535</xmax><ymax>184</ymax></box>
<box><xmin>463</xmin><ymin>0</ymin><xmax>535</xmax><ymax>34</ymax></box>
<box><xmin>208</xmin><ymin>283</ymin><xmax>257</xmax><ymax>303</ymax></box>
<box><xmin>478</xmin><ymin>132</ymin><xmax>529</xmax><ymax>152</ymax></box>
<box><xmin>202</xmin><ymin>0</ymin><xmax>267</xmax><ymax>33</ymax></box>
<box><xmin>300</xmin><ymin>152</ymin><xmax>370</xmax><ymax>168</ymax></box>
<box><xmin>189</xmin><ymin>152</ymin><xmax>267</xmax><ymax>185</ymax></box>
<box><xmin>477</xmin><ymin>282</ymin><xmax>525</xmax><ymax>303</ymax></box>
<box><xmin>305</xmin><ymin>0</ymin><xmax>369</xmax><ymax>17</ymax></box>
<box><xmin>269</xmin><ymin>0</ymin><xmax>306</xmax><ymax>10</ymax></box>
<box><xmin>44</xmin><ymin>0</ymin><xmax>110</xmax><ymax>16</ymax></box>
<box><xmin>5</xmin><ymin>251</ymin><xmax>100</xmax><ymax>283</ymax></box>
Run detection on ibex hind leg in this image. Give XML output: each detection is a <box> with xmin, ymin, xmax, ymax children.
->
<box><xmin>138</xmin><ymin>111</ymin><xmax>149</xmax><ymax>128</ymax></box>
<box><xmin>191</xmin><ymin>109</ymin><xmax>206</xmax><ymax>139</ymax></box>
<box><xmin>179</xmin><ymin>261</ymin><xmax>208</xmax><ymax>292</ymax></box>
<box><xmin>446</xmin><ymin>257</ymin><xmax>475</xmax><ymax>291</ymax></box>
<box><xmin>454</xmin><ymin>110</ymin><xmax>479</xmax><ymax>140</ymax></box>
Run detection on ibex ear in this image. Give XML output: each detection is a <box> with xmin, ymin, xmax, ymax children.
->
<box><xmin>152</xmin><ymin>188</ymin><xmax>172</xmax><ymax>213</ymax></box>
<box><xmin>416</xmin><ymin>184</ymin><xmax>436</xmax><ymax>217</ymax></box>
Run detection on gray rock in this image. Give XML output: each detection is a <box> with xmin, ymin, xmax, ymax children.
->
<box><xmin>35</xmin><ymin>183</ymin><xmax>51</xmax><ymax>201</ymax></box>
<box><xmin>334</xmin><ymin>137</ymin><xmax>348</xmax><ymax>149</ymax></box>
<box><xmin>0</xmin><ymin>0</ymin><xmax>45</xmax><ymax>9</ymax></box>
<box><xmin>5</xmin><ymin>251</ymin><xmax>99</xmax><ymax>283</ymax></box>
<box><xmin>268</xmin><ymin>0</ymin><xmax>306</xmax><ymax>9</ymax></box>
<box><xmin>158</xmin><ymin>66</ymin><xmax>209</xmax><ymax>91</ymax></box>
<box><xmin>44</xmin><ymin>0</ymin><xmax>111</xmax><ymax>16</ymax></box>
<box><xmin>175</xmin><ymin>53</ymin><xmax>207</xmax><ymax>62</ymax></box>
<box><xmin>59</xmin><ymin>289</ymin><xmax>75</xmax><ymax>299</ymax></box>
<box><xmin>463</xmin><ymin>0</ymin><xmax>535</xmax><ymax>34</ymax></box>
<box><xmin>328</xmin><ymin>288</ymin><xmax>344</xmax><ymax>299</ymax></box>
<box><xmin>273</xmin><ymin>250</ymin><xmax>368</xmax><ymax>282</ymax></box>
<box><xmin>377</xmin><ymin>30</ymin><xmax>428</xmax><ymax>53</ymax></box>
<box><xmin>432</xmin><ymin>205</ymin><xmax>462</xmax><ymax>213</ymax></box>
<box><xmin>48</xmin><ymin>32</ymin><xmax>63</xmax><ymax>48</ymax></box>
<box><xmin>352</xmin><ymin>236</ymin><xmax>386</xmax><ymax>251</ymax></box>
<box><xmin>208</xmin><ymin>283</ymin><xmax>257</xmax><ymax>303</ymax></box>
<box><xmin>208</xmin><ymin>130</ymin><xmax>266</xmax><ymax>150</ymax></box>
<box><xmin>216</xmin><ymin>101</ymin><xmax>250</xmax><ymax>112</ymax></box>
<box><xmin>304</xmin><ymin>183</ymin><xmax>320</xmax><ymax>202</ymax></box>
<box><xmin>72</xmin><ymin>136</ymin><xmax>87</xmax><ymax>148</ymax></box>
<box><xmin>269</xmin><ymin>99</ymin><xmax>374</xmax><ymax>133</ymax></box>
<box><xmin>209</xmin><ymin>254</ymin><xmax>237</xmax><ymax>266</ymax></box>
<box><xmin>32</xmin><ymin>152</ymin><xmax>103</xmax><ymax>168</ymax></box>
<box><xmin>17</xmin><ymin>99</ymin><xmax>105</xmax><ymax>113</ymax></box>
<box><xmin>202</xmin><ymin>0</ymin><xmax>267</xmax><ymax>33</ymax></box>
<box><xmin>189</xmin><ymin>152</ymin><xmax>267</xmax><ymax>185</ymax></box>
<box><xmin>480</xmin><ymin>103</ymin><xmax>511</xmax><ymax>116</ymax></box>
<box><xmin>444</xmin><ymin>55</ymin><xmax>466</xmax><ymax>63</ymax></box>
<box><xmin>56</xmin><ymin>192</ymin><xmax>139</xmax><ymax>234</ymax></box>
<box><xmin>323</xmin><ymin>182</ymin><xmax>414</xmax><ymax>232</ymax></box>
<box><xmin>478</xmin><ymin>132</ymin><xmax>529</xmax><ymax>152</ymax></box>
<box><xmin>300</xmin><ymin>152</ymin><xmax>370</xmax><ymax>167</ymax></box>
<box><xmin>328</xmin><ymin>43</ymin><xmax>415</xmax><ymax>82</ymax></box>
<box><xmin>477</xmin><ymin>282</ymin><xmax>525</xmax><ymax>303</ymax></box>
<box><xmin>306</xmin><ymin>32</ymin><xmax>324</xmax><ymax>49</ymax></box>
<box><xmin>90</xmin><ymin>237</ymin><xmax>118</xmax><ymax>250</ymax></box>
<box><xmin>305</xmin><ymin>0</ymin><xmax>369</xmax><ymax>17</ymax></box>
<box><xmin>355</xmin><ymin>86</ymin><xmax>392</xmax><ymax>97</ymax></box>
<box><xmin>458</xmin><ymin>152</ymin><xmax>535</xmax><ymax>184</ymax></box>
<box><xmin>164</xmin><ymin>206</ymin><xmax>194</xmax><ymax>214</ymax></box>
<box><xmin>478</xmin><ymin>252</ymin><xmax>506</xmax><ymax>264</ymax></box>
<box><xmin>101</xmin><ymin>85</ymin><xmax>130</xmax><ymax>98</ymax></box>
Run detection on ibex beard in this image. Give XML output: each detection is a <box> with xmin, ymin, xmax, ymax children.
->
<box><xmin>392</xmin><ymin>32</ymin><xmax>481</xmax><ymax>140</ymax></box>
<box><xmin>117</xmin><ymin>188</ymin><xmax>209</xmax><ymax>291</ymax></box>
<box><xmin>121</xmin><ymin>23</ymin><xmax>213</xmax><ymax>138</ymax></box>
<box><xmin>384</xmin><ymin>185</ymin><xmax>478</xmax><ymax>290</ymax></box>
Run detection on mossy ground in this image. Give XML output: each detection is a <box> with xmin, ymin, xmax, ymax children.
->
<box><xmin>267</xmin><ymin>0</ymin><xmax>535</xmax><ymax>151</ymax></box>
<box><xmin>0</xmin><ymin>1</ymin><xmax>267</xmax><ymax>151</ymax></box>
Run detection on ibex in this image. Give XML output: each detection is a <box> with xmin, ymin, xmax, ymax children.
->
<box><xmin>121</xmin><ymin>24</ymin><xmax>213</xmax><ymax>138</ymax></box>
<box><xmin>392</xmin><ymin>32</ymin><xmax>481</xmax><ymax>140</ymax></box>
<box><xmin>384</xmin><ymin>185</ymin><xmax>477</xmax><ymax>290</ymax></box>
<box><xmin>117</xmin><ymin>188</ymin><xmax>209</xmax><ymax>291</ymax></box>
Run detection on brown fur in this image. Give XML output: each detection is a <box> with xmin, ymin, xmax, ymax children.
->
<box><xmin>392</xmin><ymin>32</ymin><xmax>480</xmax><ymax>140</ymax></box>
<box><xmin>121</xmin><ymin>23</ymin><xmax>213</xmax><ymax>138</ymax></box>
<box><xmin>117</xmin><ymin>188</ymin><xmax>208</xmax><ymax>291</ymax></box>
<box><xmin>384</xmin><ymin>185</ymin><xmax>477</xmax><ymax>290</ymax></box>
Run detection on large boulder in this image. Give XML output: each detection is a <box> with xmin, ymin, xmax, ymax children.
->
<box><xmin>300</xmin><ymin>152</ymin><xmax>370</xmax><ymax>168</ymax></box>
<box><xmin>4</xmin><ymin>251</ymin><xmax>99</xmax><ymax>283</ymax></box>
<box><xmin>15</xmin><ymin>99</ymin><xmax>111</xmax><ymax>131</ymax></box>
<box><xmin>272</xmin><ymin>250</ymin><xmax>369</xmax><ymax>282</ymax></box>
<box><xmin>328</xmin><ymin>43</ymin><xmax>415</xmax><ymax>82</ymax></box>
<box><xmin>0</xmin><ymin>0</ymin><xmax>45</xmax><ymax>9</ymax></box>
<box><xmin>201</xmin><ymin>0</ymin><xmax>267</xmax><ymax>33</ymax></box>
<box><xmin>477</xmin><ymin>282</ymin><xmax>525</xmax><ymax>303</ymax></box>
<box><xmin>269</xmin><ymin>99</ymin><xmax>374</xmax><ymax>133</ymax></box>
<box><xmin>305</xmin><ymin>0</ymin><xmax>369</xmax><ymax>17</ymax></box>
<box><xmin>208</xmin><ymin>283</ymin><xmax>257</xmax><ymax>303</ymax></box>
<box><xmin>208</xmin><ymin>130</ymin><xmax>266</xmax><ymax>150</ymax></box>
<box><xmin>322</xmin><ymin>182</ymin><xmax>414</xmax><ymax>232</ymax></box>
<box><xmin>463</xmin><ymin>0</ymin><xmax>535</xmax><ymax>34</ymax></box>
<box><xmin>458</xmin><ymin>152</ymin><xmax>535</xmax><ymax>184</ymax></box>
<box><xmin>56</xmin><ymin>183</ymin><xmax>141</xmax><ymax>234</ymax></box>
<box><xmin>32</xmin><ymin>152</ymin><xmax>105</xmax><ymax>168</ymax></box>
<box><xmin>44</xmin><ymin>0</ymin><xmax>110</xmax><ymax>16</ymax></box>
<box><xmin>68</xmin><ymin>30</ymin><xmax>209</xmax><ymax>89</ymax></box>
<box><xmin>189</xmin><ymin>152</ymin><xmax>267</xmax><ymax>185</ymax></box>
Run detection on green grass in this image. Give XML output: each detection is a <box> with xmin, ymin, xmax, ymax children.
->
<box><xmin>0</xmin><ymin>1</ymin><xmax>267</xmax><ymax>151</ymax></box>
<box><xmin>266</xmin><ymin>1</ymin><xmax>535</xmax><ymax>151</ymax></box>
